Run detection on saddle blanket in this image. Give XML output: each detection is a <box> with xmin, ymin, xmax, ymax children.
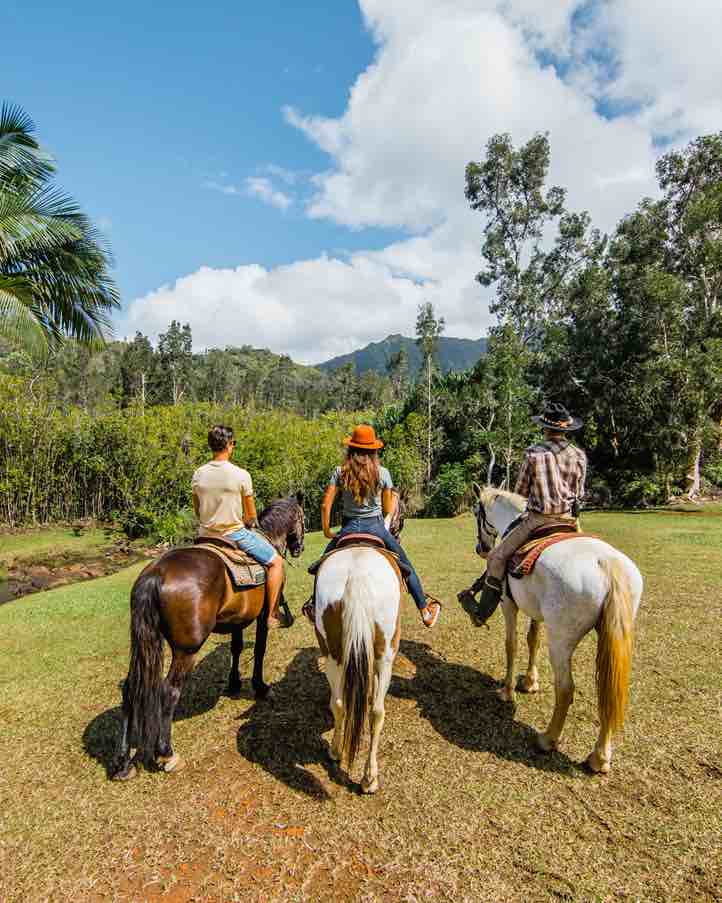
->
<box><xmin>308</xmin><ymin>542</ymin><xmax>409</xmax><ymax>591</ymax></box>
<box><xmin>508</xmin><ymin>531</ymin><xmax>597</xmax><ymax>579</ymax></box>
<box><xmin>192</xmin><ymin>542</ymin><xmax>266</xmax><ymax>591</ymax></box>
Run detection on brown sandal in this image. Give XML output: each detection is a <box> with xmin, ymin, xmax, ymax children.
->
<box><xmin>420</xmin><ymin>595</ymin><xmax>442</xmax><ymax>628</ymax></box>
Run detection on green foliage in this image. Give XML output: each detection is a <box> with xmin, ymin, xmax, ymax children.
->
<box><xmin>0</xmin><ymin>102</ymin><xmax>119</xmax><ymax>349</ymax></box>
<box><xmin>427</xmin><ymin>463</ymin><xmax>468</xmax><ymax>517</ymax></box>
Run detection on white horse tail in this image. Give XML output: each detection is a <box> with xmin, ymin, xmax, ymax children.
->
<box><xmin>596</xmin><ymin>558</ymin><xmax>635</xmax><ymax>738</ymax></box>
<box><xmin>340</xmin><ymin>573</ymin><xmax>375</xmax><ymax>766</ymax></box>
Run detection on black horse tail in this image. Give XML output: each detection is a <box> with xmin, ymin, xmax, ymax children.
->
<box><xmin>127</xmin><ymin>571</ymin><xmax>164</xmax><ymax>762</ymax></box>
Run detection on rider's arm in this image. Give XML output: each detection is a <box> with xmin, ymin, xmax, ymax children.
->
<box><xmin>242</xmin><ymin>494</ymin><xmax>259</xmax><ymax>528</ymax></box>
<box><xmin>321</xmin><ymin>485</ymin><xmax>338</xmax><ymax>539</ymax></box>
<box><xmin>192</xmin><ymin>489</ymin><xmax>200</xmax><ymax>519</ymax></box>
<box><xmin>382</xmin><ymin>488</ymin><xmax>396</xmax><ymax>518</ymax></box>
<box><xmin>514</xmin><ymin>453</ymin><xmax>532</xmax><ymax>498</ymax></box>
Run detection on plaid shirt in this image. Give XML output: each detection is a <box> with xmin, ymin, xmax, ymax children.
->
<box><xmin>514</xmin><ymin>440</ymin><xmax>587</xmax><ymax>515</ymax></box>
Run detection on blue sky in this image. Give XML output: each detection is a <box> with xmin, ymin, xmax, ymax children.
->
<box><xmin>2</xmin><ymin>1</ymin><xmax>400</xmax><ymax>307</ymax></box>
<box><xmin>3</xmin><ymin>1</ymin><xmax>719</xmax><ymax>362</ymax></box>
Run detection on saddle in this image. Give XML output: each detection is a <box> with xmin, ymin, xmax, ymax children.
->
<box><xmin>192</xmin><ymin>536</ymin><xmax>266</xmax><ymax>591</ymax></box>
<box><xmin>507</xmin><ymin>524</ymin><xmax>594</xmax><ymax>579</ymax></box>
<box><xmin>308</xmin><ymin>536</ymin><xmax>410</xmax><ymax>591</ymax></box>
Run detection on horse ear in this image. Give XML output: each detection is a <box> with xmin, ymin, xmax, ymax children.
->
<box><xmin>295</xmin><ymin>490</ymin><xmax>304</xmax><ymax>506</ymax></box>
<box><xmin>472</xmin><ymin>481</ymin><xmax>482</xmax><ymax>500</ymax></box>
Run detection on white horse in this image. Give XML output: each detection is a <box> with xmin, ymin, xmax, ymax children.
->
<box><xmin>470</xmin><ymin>485</ymin><xmax>643</xmax><ymax>773</ymax></box>
<box><xmin>314</xmin><ymin>545</ymin><xmax>401</xmax><ymax>793</ymax></box>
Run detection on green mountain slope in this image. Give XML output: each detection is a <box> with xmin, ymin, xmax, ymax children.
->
<box><xmin>317</xmin><ymin>334</ymin><xmax>487</xmax><ymax>376</ymax></box>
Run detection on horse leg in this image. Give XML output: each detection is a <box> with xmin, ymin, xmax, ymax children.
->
<box><xmin>517</xmin><ymin>619</ymin><xmax>541</xmax><ymax>693</ymax></box>
<box><xmin>498</xmin><ymin>597</ymin><xmax>518</xmax><ymax>703</ymax></box>
<box><xmin>325</xmin><ymin>656</ymin><xmax>344</xmax><ymax>762</ymax></box>
<box><xmin>362</xmin><ymin>654</ymin><xmax>393</xmax><ymax>794</ymax></box>
<box><xmin>588</xmin><ymin>724</ymin><xmax>613</xmax><ymax>774</ymax></box>
<box><xmin>110</xmin><ymin>679</ymin><xmax>137</xmax><ymax>780</ymax></box>
<box><xmin>156</xmin><ymin>648</ymin><xmax>196</xmax><ymax>772</ymax></box>
<box><xmin>251</xmin><ymin>601</ymin><xmax>271</xmax><ymax>699</ymax></box>
<box><xmin>536</xmin><ymin>635</ymin><xmax>574</xmax><ymax>753</ymax></box>
<box><xmin>227</xmin><ymin>628</ymin><xmax>243</xmax><ymax>696</ymax></box>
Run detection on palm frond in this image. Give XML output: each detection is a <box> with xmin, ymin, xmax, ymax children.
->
<box><xmin>0</xmin><ymin>102</ymin><xmax>54</xmax><ymax>184</ymax></box>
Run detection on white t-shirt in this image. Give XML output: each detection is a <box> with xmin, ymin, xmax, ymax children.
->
<box><xmin>191</xmin><ymin>460</ymin><xmax>253</xmax><ymax>536</ymax></box>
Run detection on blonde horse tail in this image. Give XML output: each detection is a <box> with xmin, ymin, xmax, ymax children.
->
<box><xmin>340</xmin><ymin>573</ymin><xmax>374</xmax><ymax>767</ymax></box>
<box><xmin>596</xmin><ymin>558</ymin><xmax>634</xmax><ymax>738</ymax></box>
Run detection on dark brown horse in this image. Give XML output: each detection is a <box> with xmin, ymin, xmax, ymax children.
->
<box><xmin>111</xmin><ymin>493</ymin><xmax>305</xmax><ymax>780</ymax></box>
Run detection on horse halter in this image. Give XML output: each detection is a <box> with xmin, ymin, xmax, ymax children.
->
<box><xmin>475</xmin><ymin>500</ymin><xmax>498</xmax><ymax>556</ymax></box>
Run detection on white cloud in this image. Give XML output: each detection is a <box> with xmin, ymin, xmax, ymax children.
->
<box><xmin>245</xmin><ymin>176</ymin><xmax>293</xmax><ymax>210</ymax></box>
<box><xmin>123</xmin><ymin>255</ymin><xmax>462</xmax><ymax>364</ymax></box>
<box><xmin>126</xmin><ymin>0</ymin><xmax>719</xmax><ymax>362</ymax></box>
<box><xmin>203</xmin><ymin>180</ymin><xmax>242</xmax><ymax>196</ymax></box>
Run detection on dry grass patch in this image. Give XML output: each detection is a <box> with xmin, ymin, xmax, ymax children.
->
<box><xmin>0</xmin><ymin>510</ymin><xmax>720</xmax><ymax>901</ymax></box>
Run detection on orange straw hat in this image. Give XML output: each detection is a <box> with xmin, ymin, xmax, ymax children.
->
<box><xmin>343</xmin><ymin>424</ymin><xmax>384</xmax><ymax>450</ymax></box>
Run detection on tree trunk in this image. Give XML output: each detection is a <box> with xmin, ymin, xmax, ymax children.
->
<box><xmin>685</xmin><ymin>437</ymin><xmax>702</xmax><ymax>499</ymax></box>
<box><xmin>427</xmin><ymin>356</ymin><xmax>432</xmax><ymax>483</ymax></box>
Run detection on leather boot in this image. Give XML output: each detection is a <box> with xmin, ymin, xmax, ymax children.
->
<box><xmin>459</xmin><ymin>575</ymin><xmax>503</xmax><ymax>627</ymax></box>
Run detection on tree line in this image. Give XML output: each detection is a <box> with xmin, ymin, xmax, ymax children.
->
<box><xmin>1</xmin><ymin>99</ymin><xmax>720</xmax><ymax>527</ymax></box>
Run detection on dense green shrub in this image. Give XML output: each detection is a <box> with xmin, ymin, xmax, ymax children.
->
<box><xmin>426</xmin><ymin>463</ymin><xmax>468</xmax><ymax>517</ymax></box>
<box><xmin>0</xmin><ymin>376</ymin><xmax>428</xmax><ymax>529</ymax></box>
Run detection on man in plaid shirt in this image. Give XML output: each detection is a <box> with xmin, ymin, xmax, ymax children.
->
<box><xmin>461</xmin><ymin>402</ymin><xmax>587</xmax><ymax>627</ymax></box>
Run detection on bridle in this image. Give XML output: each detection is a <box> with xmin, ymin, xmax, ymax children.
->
<box><xmin>475</xmin><ymin>500</ymin><xmax>498</xmax><ymax>555</ymax></box>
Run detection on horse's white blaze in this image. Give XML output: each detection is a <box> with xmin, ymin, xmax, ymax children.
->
<box><xmin>477</xmin><ymin>488</ymin><xmax>643</xmax><ymax>771</ymax></box>
<box><xmin>315</xmin><ymin>547</ymin><xmax>400</xmax><ymax>792</ymax></box>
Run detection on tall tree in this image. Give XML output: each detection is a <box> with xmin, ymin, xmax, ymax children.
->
<box><xmin>386</xmin><ymin>347</ymin><xmax>410</xmax><ymax>402</ymax></box>
<box><xmin>0</xmin><ymin>103</ymin><xmax>119</xmax><ymax>348</ymax></box>
<box><xmin>415</xmin><ymin>301</ymin><xmax>445</xmax><ymax>482</ymax></box>
<box><xmin>465</xmin><ymin>132</ymin><xmax>603</xmax><ymax>346</ymax></box>
<box><xmin>155</xmin><ymin>321</ymin><xmax>193</xmax><ymax>405</ymax></box>
<box><xmin>120</xmin><ymin>331</ymin><xmax>154</xmax><ymax>407</ymax></box>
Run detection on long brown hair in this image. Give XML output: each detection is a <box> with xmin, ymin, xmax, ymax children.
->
<box><xmin>340</xmin><ymin>448</ymin><xmax>380</xmax><ymax>505</ymax></box>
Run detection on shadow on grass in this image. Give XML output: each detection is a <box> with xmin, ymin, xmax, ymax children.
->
<box><xmin>235</xmin><ymin>646</ymin><xmax>352</xmax><ymax>800</ymax></box>
<box><xmin>392</xmin><ymin>639</ymin><xmax>584</xmax><ymax>777</ymax></box>
<box><xmin>83</xmin><ymin>640</ymin><xmax>253</xmax><ymax>776</ymax></box>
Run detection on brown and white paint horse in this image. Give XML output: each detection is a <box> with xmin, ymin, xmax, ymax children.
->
<box><xmin>313</xmin><ymin>544</ymin><xmax>401</xmax><ymax>794</ymax></box>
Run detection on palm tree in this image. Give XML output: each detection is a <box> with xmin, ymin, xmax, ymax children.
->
<box><xmin>0</xmin><ymin>102</ymin><xmax>119</xmax><ymax>348</ymax></box>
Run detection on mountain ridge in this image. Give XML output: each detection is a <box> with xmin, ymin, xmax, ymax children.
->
<box><xmin>317</xmin><ymin>333</ymin><xmax>487</xmax><ymax>376</ymax></box>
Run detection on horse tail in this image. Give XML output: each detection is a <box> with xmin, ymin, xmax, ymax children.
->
<box><xmin>596</xmin><ymin>558</ymin><xmax>634</xmax><ymax>738</ymax></box>
<box><xmin>340</xmin><ymin>573</ymin><xmax>374</xmax><ymax>767</ymax></box>
<box><xmin>127</xmin><ymin>570</ymin><xmax>165</xmax><ymax>761</ymax></box>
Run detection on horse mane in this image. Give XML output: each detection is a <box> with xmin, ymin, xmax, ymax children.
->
<box><xmin>479</xmin><ymin>487</ymin><xmax>525</xmax><ymax>512</ymax></box>
<box><xmin>258</xmin><ymin>496</ymin><xmax>298</xmax><ymax>535</ymax></box>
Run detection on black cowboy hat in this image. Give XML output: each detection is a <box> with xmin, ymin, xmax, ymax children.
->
<box><xmin>532</xmin><ymin>402</ymin><xmax>583</xmax><ymax>432</ymax></box>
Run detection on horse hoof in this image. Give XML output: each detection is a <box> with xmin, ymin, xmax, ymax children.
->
<box><xmin>226</xmin><ymin>684</ymin><xmax>242</xmax><ymax>699</ymax></box>
<box><xmin>254</xmin><ymin>683</ymin><xmax>272</xmax><ymax>700</ymax></box>
<box><xmin>497</xmin><ymin>686</ymin><xmax>514</xmax><ymax>703</ymax></box>
<box><xmin>159</xmin><ymin>753</ymin><xmax>184</xmax><ymax>773</ymax></box>
<box><xmin>111</xmin><ymin>764</ymin><xmax>137</xmax><ymax>781</ymax></box>
<box><xmin>535</xmin><ymin>732</ymin><xmax>557</xmax><ymax>753</ymax></box>
<box><xmin>516</xmin><ymin>676</ymin><xmax>539</xmax><ymax>694</ymax></box>
<box><xmin>586</xmin><ymin>753</ymin><xmax>610</xmax><ymax>774</ymax></box>
<box><xmin>361</xmin><ymin>777</ymin><xmax>379</xmax><ymax>794</ymax></box>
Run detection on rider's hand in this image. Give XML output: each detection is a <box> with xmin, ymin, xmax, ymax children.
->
<box><xmin>324</xmin><ymin>529</ymin><xmax>338</xmax><ymax>540</ymax></box>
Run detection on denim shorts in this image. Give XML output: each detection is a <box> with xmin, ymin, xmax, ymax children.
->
<box><xmin>225</xmin><ymin>527</ymin><xmax>278</xmax><ymax>566</ymax></box>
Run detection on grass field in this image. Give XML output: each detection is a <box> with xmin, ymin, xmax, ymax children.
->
<box><xmin>0</xmin><ymin>526</ymin><xmax>110</xmax><ymax>567</ymax></box>
<box><xmin>0</xmin><ymin>510</ymin><xmax>720</xmax><ymax>902</ymax></box>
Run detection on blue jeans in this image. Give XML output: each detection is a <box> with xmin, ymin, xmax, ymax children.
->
<box><xmin>324</xmin><ymin>515</ymin><xmax>427</xmax><ymax>610</ymax></box>
<box><xmin>225</xmin><ymin>527</ymin><xmax>278</xmax><ymax>566</ymax></box>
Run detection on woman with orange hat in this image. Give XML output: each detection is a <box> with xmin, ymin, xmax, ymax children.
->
<box><xmin>304</xmin><ymin>424</ymin><xmax>442</xmax><ymax>628</ymax></box>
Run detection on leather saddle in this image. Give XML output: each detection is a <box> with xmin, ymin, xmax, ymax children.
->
<box><xmin>308</xmin><ymin>536</ymin><xmax>411</xmax><ymax>589</ymax></box>
<box><xmin>507</xmin><ymin>523</ymin><xmax>592</xmax><ymax>580</ymax></box>
<box><xmin>192</xmin><ymin>535</ymin><xmax>266</xmax><ymax>591</ymax></box>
